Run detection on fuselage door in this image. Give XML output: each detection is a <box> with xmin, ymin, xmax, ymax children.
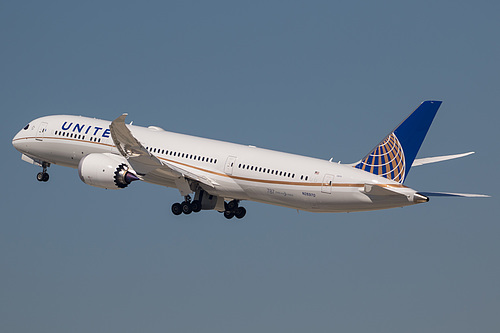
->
<box><xmin>321</xmin><ymin>174</ymin><xmax>335</xmax><ymax>194</ymax></box>
<box><xmin>224</xmin><ymin>156</ymin><xmax>237</xmax><ymax>175</ymax></box>
<box><xmin>36</xmin><ymin>122</ymin><xmax>48</xmax><ymax>141</ymax></box>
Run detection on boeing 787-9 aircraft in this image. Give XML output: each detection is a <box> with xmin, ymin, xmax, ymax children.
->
<box><xmin>12</xmin><ymin>101</ymin><xmax>488</xmax><ymax>219</ymax></box>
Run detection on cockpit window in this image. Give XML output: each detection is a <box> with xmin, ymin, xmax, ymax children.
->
<box><xmin>23</xmin><ymin>124</ymin><xmax>29</xmax><ymax>130</ymax></box>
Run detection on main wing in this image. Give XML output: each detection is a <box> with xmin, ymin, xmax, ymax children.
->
<box><xmin>109</xmin><ymin>114</ymin><xmax>218</xmax><ymax>194</ymax></box>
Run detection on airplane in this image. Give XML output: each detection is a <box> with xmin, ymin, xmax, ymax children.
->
<box><xmin>12</xmin><ymin>100</ymin><xmax>488</xmax><ymax>219</ymax></box>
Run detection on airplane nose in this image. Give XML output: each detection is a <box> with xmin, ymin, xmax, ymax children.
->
<box><xmin>12</xmin><ymin>133</ymin><xmax>21</xmax><ymax>150</ymax></box>
<box><xmin>13</xmin><ymin>122</ymin><xmax>33</xmax><ymax>152</ymax></box>
<box><xmin>12</xmin><ymin>130</ymin><xmax>27</xmax><ymax>152</ymax></box>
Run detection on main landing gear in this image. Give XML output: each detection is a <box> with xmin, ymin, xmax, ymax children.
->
<box><xmin>171</xmin><ymin>195</ymin><xmax>202</xmax><ymax>216</ymax></box>
<box><xmin>171</xmin><ymin>196</ymin><xmax>247</xmax><ymax>220</ymax></box>
<box><xmin>36</xmin><ymin>162</ymin><xmax>50</xmax><ymax>182</ymax></box>
<box><xmin>223</xmin><ymin>200</ymin><xmax>246</xmax><ymax>220</ymax></box>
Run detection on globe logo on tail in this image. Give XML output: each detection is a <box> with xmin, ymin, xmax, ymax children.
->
<box><xmin>355</xmin><ymin>133</ymin><xmax>406</xmax><ymax>183</ymax></box>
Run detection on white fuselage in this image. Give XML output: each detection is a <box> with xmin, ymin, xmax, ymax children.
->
<box><xmin>12</xmin><ymin>115</ymin><xmax>422</xmax><ymax>213</ymax></box>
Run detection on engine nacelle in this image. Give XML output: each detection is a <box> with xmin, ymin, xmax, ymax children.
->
<box><xmin>78</xmin><ymin>153</ymin><xmax>139</xmax><ymax>189</ymax></box>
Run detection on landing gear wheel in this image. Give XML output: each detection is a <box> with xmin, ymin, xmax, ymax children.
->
<box><xmin>171</xmin><ymin>203</ymin><xmax>182</xmax><ymax>216</ymax></box>
<box><xmin>37</xmin><ymin>172</ymin><xmax>49</xmax><ymax>182</ymax></box>
<box><xmin>226</xmin><ymin>200</ymin><xmax>239</xmax><ymax>211</ymax></box>
<box><xmin>181</xmin><ymin>201</ymin><xmax>192</xmax><ymax>215</ymax></box>
<box><xmin>235</xmin><ymin>207</ymin><xmax>246</xmax><ymax>219</ymax></box>
<box><xmin>191</xmin><ymin>200</ymin><xmax>202</xmax><ymax>213</ymax></box>
<box><xmin>224</xmin><ymin>210</ymin><xmax>235</xmax><ymax>219</ymax></box>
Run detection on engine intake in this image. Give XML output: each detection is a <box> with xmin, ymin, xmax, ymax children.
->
<box><xmin>78</xmin><ymin>153</ymin><xmax>139</xmax><ymax>189</ymax></box>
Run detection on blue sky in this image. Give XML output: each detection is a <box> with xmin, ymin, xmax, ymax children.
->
<box><xmin>1</xmin><ymin>1</ymin><xmax>499</xmax><ymax>332</ymax></box>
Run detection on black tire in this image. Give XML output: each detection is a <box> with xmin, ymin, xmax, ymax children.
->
<box><xmin>227</xmin><ymin>200</ymin><xmax>238</xmax><ymax>211</ymax></box>
<box><xmin>224</xmin><ymin>210</ymin><xmax>235</xmax><ymax>219</ymax></box>
<box><xmin>191</xmin><ymin>200</ymin><xmax>202</xmax><ymax>213</ymax></box>
<box><xmin>37</xmin><ymin>172</ymin><xmax>44</xmax><ymax>182</ymax></box>
<box><xmin>235</xmin><ymin>207</ymin><xmax>246</xmax><ymax>219</ymax></box>
<box><xmin>42</xmin><ymin>173</ymin><xmax>49</xmax><ymax>182</ymax></box>
<box><xmin>181</xmin><ymin>202</ymin><xmax>192</xmax><ymax>215</ymax></box>
<box><xmin>171</xmin><ymin>203</ymin><xmax>182</xmax><ymax>216</ymax></box>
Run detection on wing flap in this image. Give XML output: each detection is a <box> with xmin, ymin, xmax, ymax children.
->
<box><xmin>164</xmin><ymin>161</ymin><xmax>219</xmax><ymax>188</ymax></box>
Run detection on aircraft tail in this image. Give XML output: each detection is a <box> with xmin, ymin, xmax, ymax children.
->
<box><xmin>354</xmin><ymin>100</ymin><xmax>442</xmax><ymax>183</ymax></box>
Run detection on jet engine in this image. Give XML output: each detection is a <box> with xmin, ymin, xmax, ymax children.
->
<box><xmin>78</xmin><ymin>153</ymin><xmax>139</xmax><ymax>189</ymax></box>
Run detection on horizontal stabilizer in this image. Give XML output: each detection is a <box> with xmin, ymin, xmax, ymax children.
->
<box><xmin>412</xmin><ymin>152</ymin><xmax>474</xmax><ymax>166</ymax></box>
<box><xmin>363</xmin><ymin>184</ymin><xmax>406</xmax><ymax>197</ymax></box>
<box><xmin>418</xmin><ymin>192</ymin><xmax>490</xmax><ymax>198</ymax></box>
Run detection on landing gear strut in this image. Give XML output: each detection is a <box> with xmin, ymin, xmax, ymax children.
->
<box><xmin>36</xmin><ymin>162</ymin><xmax>50</xmax><ymax>182</ymax></box>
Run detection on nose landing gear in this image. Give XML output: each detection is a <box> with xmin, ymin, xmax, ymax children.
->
<box><xmin>36</xmin><ymin>162</ymin><xmax>50</xmax><ymax>182</ymax></box>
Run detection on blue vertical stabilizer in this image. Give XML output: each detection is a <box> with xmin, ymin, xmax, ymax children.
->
<box><xmin>354</xmin><ymin>101</ymin><xmax>442</xmax><ymax>183</ymax></box>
